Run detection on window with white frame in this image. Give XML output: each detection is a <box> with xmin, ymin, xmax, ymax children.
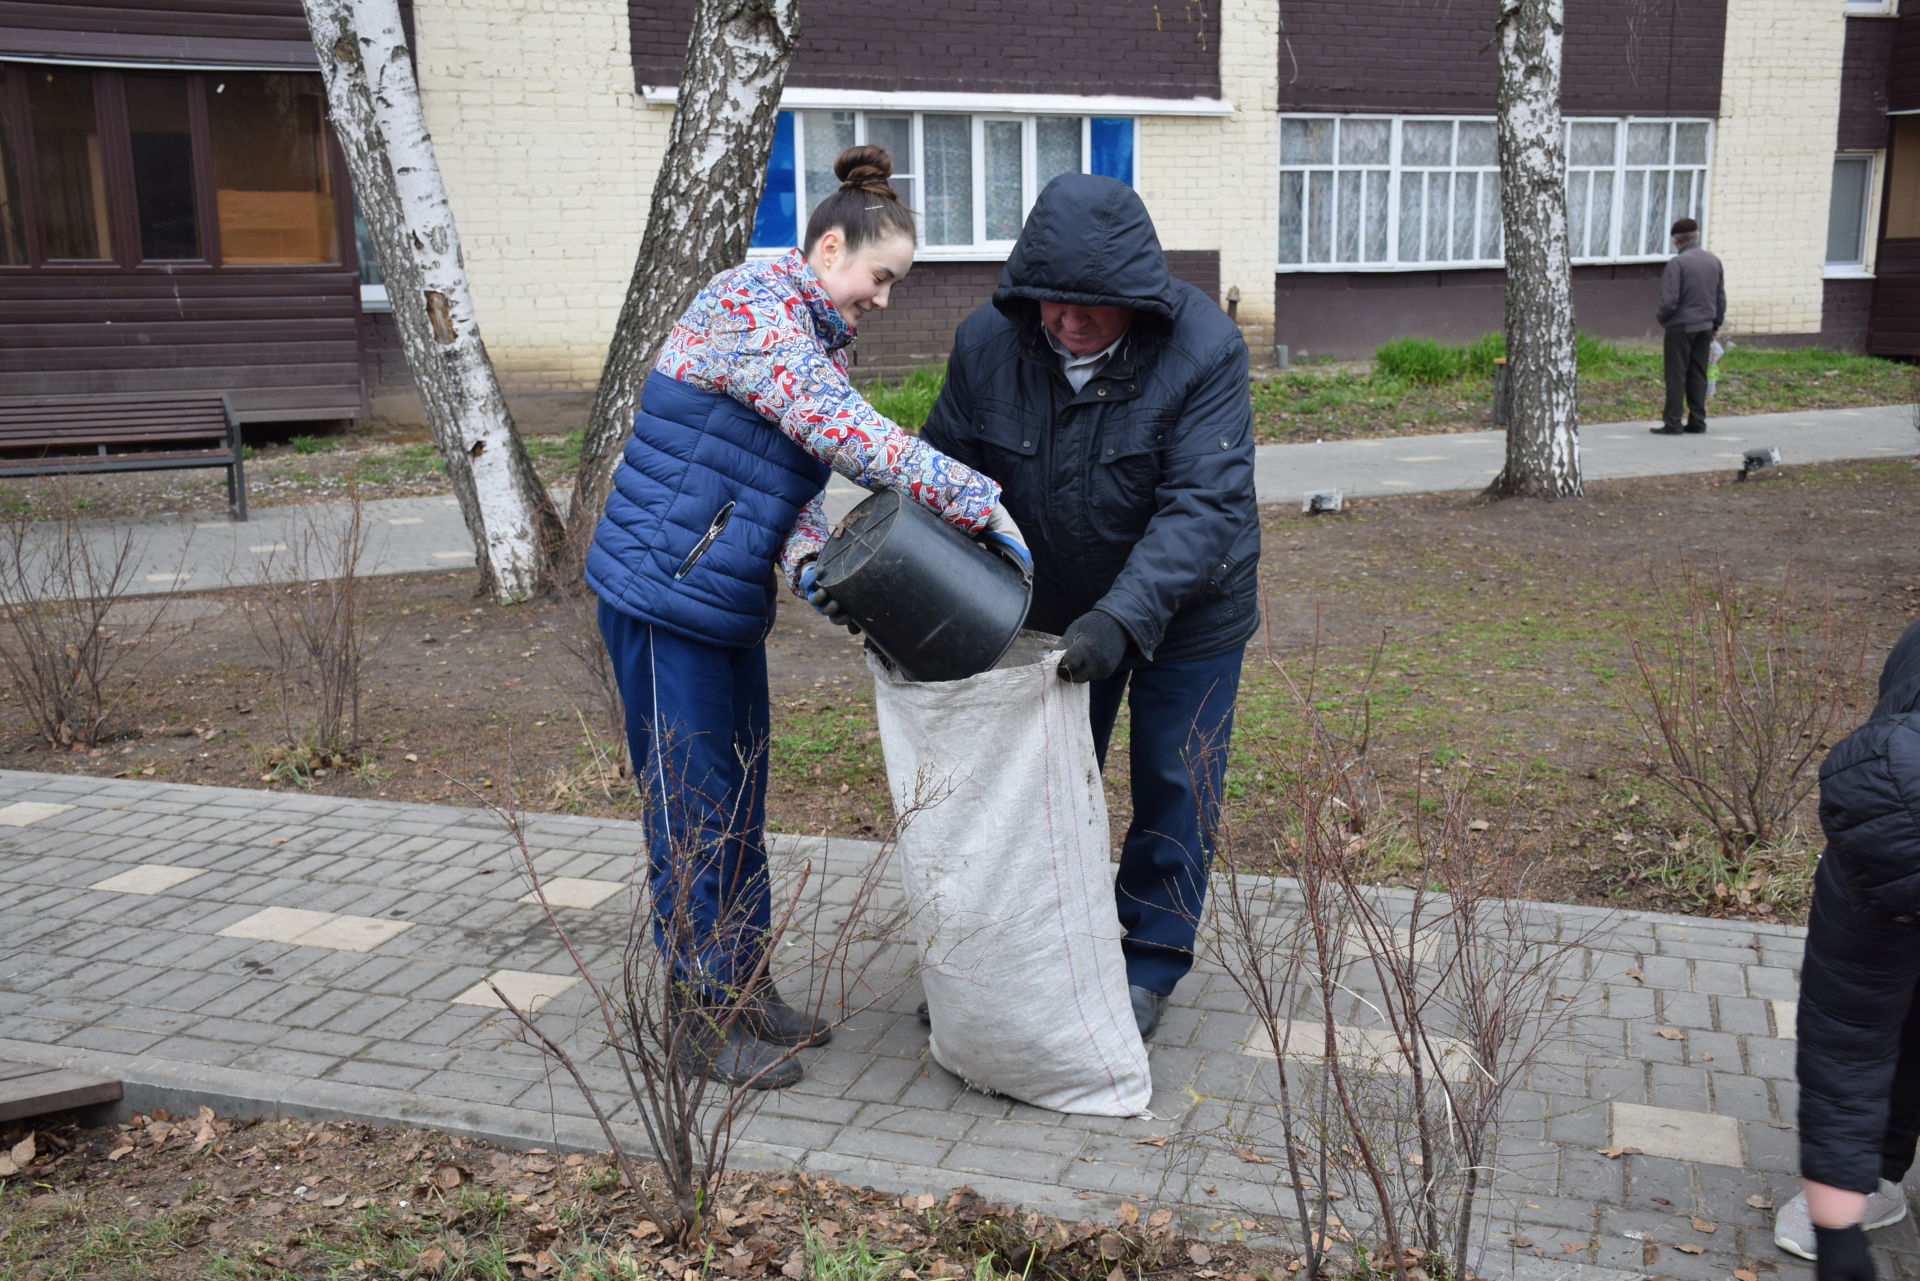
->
<box><xmin>1827</xmin><ymin>153</ymin><xmax>1877</xmax><ymax>269</ymax></box>
<box><xmin>1279</xmin><ymin>114</ymin><xmax>1711</xmax><ymax>270</ymax></box>
<box><xmin>751</xmin><ymin>109</ymin><xmax>1136</xmax><ymax>255</ymax></box>
<box><xmin>1844</xmin><ymin>0</ymin><xmax>1894</xmax><ymax>16</ymax></box>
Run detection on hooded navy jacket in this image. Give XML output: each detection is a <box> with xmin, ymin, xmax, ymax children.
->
<box><xmin>921</xmin><ymin>174</ymin><xmax>1260</xmax><ymax>665</ymax></box>
<box><xmin>1796</xmin><ymin>619</ymin><xmax>1920</xmax><ymax>1192</ymax></box>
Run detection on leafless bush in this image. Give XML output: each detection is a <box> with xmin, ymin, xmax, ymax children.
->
<box><xmin>0</xmin><ymin>486</ymin><xmax>181</xmax><ymax>748</ymax></box>
<box><xmin>1210</xmin><ymin>654</ymin><xmax>1594</xmax><ymax>1281</ymax></box>
<box><xmin>1621</xmin><ymin>563</ymin><xmax>1865</xmax><ymax>856</ymax></box>
<box><xmin>247</xmin><ymin>488</ymin><xmax>374</xmax><ymax>771</ymax></box>
<box><xmin>467</xmin><ymin>739</ymin><xmax>922</xmax><ymax>1245</ymax></box>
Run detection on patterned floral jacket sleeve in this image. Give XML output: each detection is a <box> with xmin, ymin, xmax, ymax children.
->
<box><xmin>653</xmin><ymin>250</ymin><xmax>1002</xmax><ymax>593</ymax></box>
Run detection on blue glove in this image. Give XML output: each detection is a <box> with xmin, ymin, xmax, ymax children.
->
<box><xmin>797</xmin><ymin>562</ymin><xmax>860</xmax><ymax>635</ymax></box>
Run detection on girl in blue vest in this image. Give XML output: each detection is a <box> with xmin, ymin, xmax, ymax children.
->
<box><xmin>585</xmin><ymin>146</ymin><xmax>1027</xmax><ymax>1089</ymax></box>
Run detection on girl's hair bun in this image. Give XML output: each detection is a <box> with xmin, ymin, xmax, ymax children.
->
<box><xmin>835</xmin><ymin>144</ymin><xmax>895</xmax><ymax>194</ymax></box>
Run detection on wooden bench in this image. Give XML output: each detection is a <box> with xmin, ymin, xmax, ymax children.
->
<box><xmin>0</xmin><ymin>392</ymin><xmax>248</xmax><ymax>521</ymax></box>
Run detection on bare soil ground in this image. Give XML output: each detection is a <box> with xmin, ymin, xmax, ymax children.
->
<box><xmin>1</xmin><ymin>458</ymin><xmax>1915</xmax><ymax>925</ymax></box>
<box><xmin>1</xmin><ymin>1109</ymin><xmax>1282</xmax><ymax>1280</ymax></box>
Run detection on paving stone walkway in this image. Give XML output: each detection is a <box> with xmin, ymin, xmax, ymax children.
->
<box><xmin>5</xmin><ymin>769</ymin><xmax>1919</xmax><ymax>1278</ymax></box>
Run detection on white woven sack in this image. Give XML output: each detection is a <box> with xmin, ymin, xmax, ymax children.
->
<box><xmin>868</xmin><ymin>635</ymin><xmax>1151</xmax><ymax>1117</ymax></box>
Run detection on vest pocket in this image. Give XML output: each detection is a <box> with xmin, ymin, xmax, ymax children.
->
<box><xmin>674</xmin><ymin>500</ymin><xmax>735</xmax><ymax>579</ymax></box>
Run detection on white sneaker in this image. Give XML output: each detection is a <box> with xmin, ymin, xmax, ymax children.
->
<box><xmin>1773</xmin><ymin>1180</ymin><xmax>1909</xmax><ymax>1261</ymax></box>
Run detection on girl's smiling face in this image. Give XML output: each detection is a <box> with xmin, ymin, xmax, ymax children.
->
<box><xmin>809</xmin><ymin>228</ymin><xmax>915</xmax><ymax>326</ymax></box>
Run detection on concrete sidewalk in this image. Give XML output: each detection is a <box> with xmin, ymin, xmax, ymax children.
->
<box><xmin>43</xmin><ymin>402</ymin><xmax>1918</xmax><ymax>599</ymax></box>
<box><xmin>5</xmin><ymin>769</ymin><xmax>1919</xmax><ymax>1278</ymax></box>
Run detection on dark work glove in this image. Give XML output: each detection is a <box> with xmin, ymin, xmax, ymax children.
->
<box><xmin>1057</xmin><ymin>610</ymin><xmax>1129</xmax><ymax>684</ymax></box>
<box><xmin>1815</xmin><ymin>1224</ymin><xmax>1877</xmax><ymax>1281</ymax></box>
<box><xmin>797</xmin><ymin>563</ymin><xmax>860</xmax><ymax>635</ymax></box>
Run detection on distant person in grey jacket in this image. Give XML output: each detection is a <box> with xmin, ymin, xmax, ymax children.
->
<box><xmin>1652</xmin><ymin>217</ymin><xmax>1726</xmax><ymax>436</ymax></box>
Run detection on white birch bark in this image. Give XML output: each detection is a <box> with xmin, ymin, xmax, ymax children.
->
<box><xmin>303</xmin><ymin>0</ymin><xmax>563</xmax><ymax>601</ymax></box>
<box><xmin>1488</xmin><ymin>0</ymin><xmax>1583</xmax><ymax>500</ymax></box>
<box><xmin>560</xmin><ymin>0</ymin><xmax>802</xmax><ymax>573</ymax></box>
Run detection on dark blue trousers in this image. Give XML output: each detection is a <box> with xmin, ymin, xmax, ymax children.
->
<box><xmin>1087</xmin><ymin>644</ymin><xmax>1244</xmax><ymax>996</ymax></box>
<box><xmin>599</xmin><ymin>601</ymin><xmax>771</xmax><ymax>997</ymax></box>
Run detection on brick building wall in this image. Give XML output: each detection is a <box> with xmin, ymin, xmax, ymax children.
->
<box><xmin>1138</xmin><ymin>0</ymin><xmax>1277</xmax><ymax>362</ymax></box>
<box><xmin>1707</xmin><ymin>0</ymin><xmax>1845</xmax><ymax>339</ymax></box>
<box><xmin>1270</xmin><ymin>0</ymin><xmax>1725</xmax><ymax>117</ymax></box>
<box><xmin>407</xmin><ymin>0</ymin><xmax>664</xmax><ymax>431</ymax></box>
<box><xmin>630</xmin><ymin>0</ymin><xmax>1219</xmax><ymax>99</ymax></box>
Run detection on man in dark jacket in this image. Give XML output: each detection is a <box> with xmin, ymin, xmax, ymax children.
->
<box><xmin>1652</xmin><ymin>216</ymin><xmax>1726</xmax><ymax>436</ymax></box>
<box><xmin>922</xmin><ymin>174</ymin><xmax>1259</xmax><ymax>1041</ymax></box>
<box><xmin>1775</xmin><ymin>619</ymin><xmax>1920</xmax><ymax>1279</ymax></box>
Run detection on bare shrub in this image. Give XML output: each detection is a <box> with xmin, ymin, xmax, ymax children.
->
<box><xmin>466</xmin><ymin>742</ymin><xmax>923</xmax><ymax>1244</ymax></box>
<box><xmin>1210</xmin><ymin>654</ymin><xmax>1594</xmax><ymax>1281</ymax></box>
<box><xmin>0</xmin><ymin>486</ymin><xmax>182</xmax><ymax>748</ymax></box>
<box><xmin>247</xmin><ymin>488</ymin><xmax>375</xmax><ymax>775</ymax></box>
<box><xmin>1622</xmin><ymin>563</ymin><xmax>1865</xmax><ymax>857</ymax></box>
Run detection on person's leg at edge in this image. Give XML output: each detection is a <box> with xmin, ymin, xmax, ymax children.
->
<box><xmin>1658</xmin><ymin>328</ymin><xmax>1689</xmax><ymax>433</ymax></box>
<box><xmin>597</xmin><ymin>601</ymin><xmax>801</xmax><ymax>1088</ymax></box>
<box><xmin>1684</xmin><ymin>329</ymin><xmax>1712</xmax><ymax>431</ymax></box>
<box><xmin>1108</xmin><ymin>647</ymin><xmax>1244</xmax><ymax>1039</ymax></box>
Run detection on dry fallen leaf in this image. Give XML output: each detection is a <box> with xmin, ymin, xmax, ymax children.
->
<box><xmin>1116</xmin><ymin>1202</ymin><xmax>1139</xmax><ymax>1227</ymax></box>
<box><xmin>1133</xmin><ymin>1133</ymin><xmax>1169</xmax><ymax>1148</ymax></box>
<box><xmin>1642</xmin><ymin>1241</ymin><xmax>1659</xmax><ymax>1266</ymax></box>
<box><xmin>1673</xmin><ymin>1243</ymin><xmax>1705</xmax><ymax>1255</ymax></box>
<box><xmin>1235</xmin><ymin>1147</ymin><xmax>1270</xmax><ymax>1164</ymax></box>
<box><xmin>1098</xmin><ymin>1233</ymin><xmax>1126</xmax><ymax>1260</ymax></box>
<box><xmin>1561</xmin><ymin>1242</ymin><xmax>1584</xmax><ymax>1254</ymax></box>
<box><xmin>410</xmin><ymin>1245</ymin><xmax>450</xmax><ymax>1276</ymax></box>
<box><xmin>1689</xmin><ymin>1217</ymin><xmax>1716</xmax><ymax>1234</ymax></box>
<box><xmin>1746</xmin><ymin>1194</ymin><xmax>1774</xmax><ymax>1210</ymax></box>
<box><xmin>1734</xmin><ymin>1270</ymin><xmax>1759</xmax><ymax>1281</ymax></box>
<box><xmin>1509</xmin><ymin>1236</ymin><xmax>1534</xmax><ymax>1249</ymax></box>
<box><xmin>1597</xmin><ymin>1145</ymin><xmax>1642</xmax><ymax>1159</ymax></box>
<box><xmin>1189</xmin><ymin>1244</ymin><xmax>1214</xmax><ymax>1266</ymax></box>
<box><xmin>1626</xmin><ymin>967</ymin><xmax>1646</xmax><ymax>983</ymax></box>
<box><xmin>1655</xmin><ymin>1028</ymin><xmax>1685</xmax><ymax>1040</ymax></box>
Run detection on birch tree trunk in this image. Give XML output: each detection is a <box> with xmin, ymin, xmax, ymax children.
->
<box><xmin>304</xmin><ymin>0</ymin><xmax>565</xmax><ymax>601</ymax></box>
<box><xmin>1487</xmin><ymin>0</ymin><xmax>1582</xmax><ymax>500</ymax></box>
<box><xmin>558</xmin><ymin>0</ymin><xmax>802</xmax><ymax>577</ymax></box>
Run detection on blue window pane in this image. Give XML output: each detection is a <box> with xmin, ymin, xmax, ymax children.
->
<box><xmin>1089</xmin><ymin>117</ymin><xmax>1133</xmax><ymax>186</ymax></box>
<box><xmin>750</xmin><ymin>111</ymin><xmax>797</xmax><ymax>249</ymax></box>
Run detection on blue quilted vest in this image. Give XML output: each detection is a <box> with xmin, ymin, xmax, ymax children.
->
<box><xmin>585</xmin><ymin>376</ymin><xmax>830</xmax><ymax>647</ymax></box>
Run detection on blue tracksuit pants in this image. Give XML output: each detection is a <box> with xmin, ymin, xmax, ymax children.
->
<box><xmin>1087</xmin><ymin>645</ymin><xmax>1244</xmax><ymax>996</ymax></box>
<box><xmin>599</xmin><ymin>601</ymin><xmax>771</xmax><ymax>997</ymax></box>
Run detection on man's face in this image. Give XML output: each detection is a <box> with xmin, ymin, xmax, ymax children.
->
<box><xmin>1039</xmin><ymin>302</ymin><xmax>1135</xmax><ymax>357</ymax></box>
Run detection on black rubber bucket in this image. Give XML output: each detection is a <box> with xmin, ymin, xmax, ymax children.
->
<box><xmin>815</xmin><ymin>489</ymin><xmax>1031</xmax><ymax>683</ymax></box>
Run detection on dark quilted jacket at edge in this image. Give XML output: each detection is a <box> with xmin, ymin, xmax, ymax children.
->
<box><xmin>1796</xmin><ymin>620</ymin><xmax>1920</xmax><ymax>1191</ymax></box>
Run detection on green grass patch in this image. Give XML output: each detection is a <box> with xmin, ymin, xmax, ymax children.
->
<box><xmin>1256</xmin><ymin>337</ymin><xmax>1910</xmax><ymax>442</ymax></box>
<box><xmin>857</xmin><ymin>366</ymin><xmax>945</xmax><ymax>431</ymax></box>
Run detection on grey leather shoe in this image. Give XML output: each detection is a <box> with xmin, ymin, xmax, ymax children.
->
<box><xmin>737</xmin><ymin>986</ymin><xmax>832</xmax><ymax>1048</ymax></box>
<box><xmin>1129</xmin><ymin>985</ymin><xmax>1169</xmax><ymax>1041</ymax></box>
<box><xmin>673</xmin><ymin>1012</ymin><xmax>802</xmax><ymax>1090</ymax></box>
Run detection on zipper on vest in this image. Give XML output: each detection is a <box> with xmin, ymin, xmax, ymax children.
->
<box><xmin>674</xmin><ymin>501</ymin><xmax>735</xmax><ymax>579</ymax></box>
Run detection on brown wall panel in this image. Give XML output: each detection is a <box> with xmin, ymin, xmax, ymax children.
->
<box><xmin>0</xmin><ymin>0</ymin><xmax>413</xmax><ymax>67</ymax></box>
<box><xmin>1889</xmin><ymin>12</ymin><xmax>1920</xmax><ymax>113</ymax></box>
<box><xmin>0</xmin><ymin>268</ymin><xmax>365</xmax><ymax>423</ymax></box>
<box><xmin>631</xmin><ymin>0</ymin><xmax>1219</xmax><ymax>99</ymax></box>
<box><xmin>1840</xmin><ymin>15</ymin><xmax>1897</xmax><ymax>151</ymax></box>
<box><xmin>1272</xmin><ymin>264</ymin><xmax>1667</xmax><ymax>361</ymax></box>
<box><xmin>1868</xmin><ymin>240</ymin><xmax>1920</xmax><ymax>356</ymax></box>
<box><xmin>1821</xmin><ymin>277</ymin><xmax>1873</xmax><ymax>351</ymax></box>
<box><xmin>1271</xmin><ymin>0</ymin><xmax>1725</xmax><ymax>117</ymax></box>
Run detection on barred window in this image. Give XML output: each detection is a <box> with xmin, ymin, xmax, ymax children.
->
<box><xmin>1279</xmin><ymin>114</ymin><xmax>1712</xmax><ymax>270</ymax></box>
